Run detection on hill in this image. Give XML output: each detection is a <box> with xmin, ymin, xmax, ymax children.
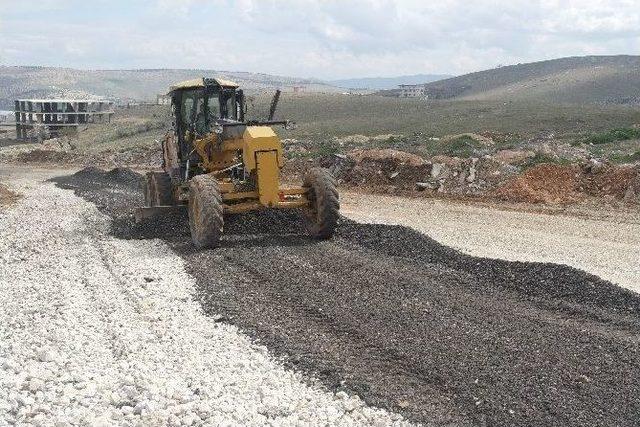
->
<box><xmin>0</xmin><ymin>66</ymin><xmax>341</xmax><ymax>109</ymax></box>
<box><xmin>420</xmin><ymin>55</ymin><xmax>640</xmax><ymax>104</ymax></box>
<box><xmin>328</xmin><ymin>74</ymin><xmax>451</xmax><ymax>90</ymax></box>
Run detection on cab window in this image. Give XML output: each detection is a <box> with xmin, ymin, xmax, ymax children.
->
<box><xmin>220</xmin><ymin>91</ymin><xmax>236</xmax><ymax>120</ymax></box>
<box><xmin>181</xmin><ymin>91</ymin><xmax>196</xmax><ymax>126</ymax></box>
<box><xmin>207</xmin><ymin>95</ymin><xmax>220</xmax><ymax>119</ymax></box>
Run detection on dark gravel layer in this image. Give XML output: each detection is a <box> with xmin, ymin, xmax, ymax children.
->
<box><xmin>53</xmin><ymin>168</ymin><xmax>640</xmax><ymax>427</ymax></box>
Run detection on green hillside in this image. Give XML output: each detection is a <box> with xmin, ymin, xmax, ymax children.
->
<box><xmin>421</xmin><ymin>55</ymin><xmax>640</xmax><ymax>104</ymax></box>
<box><xmin>0</xmin><ymin>66</ymin><xmax>340</xmax><ymax>109</ymax></box>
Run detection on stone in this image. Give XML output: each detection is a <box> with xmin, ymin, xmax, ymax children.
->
<box><xmin>416</xmin><ymin>182</ymin><xmax>439</xmax><ymax>191</ymax></box>
<box><xmin>431</xmin><ymin>163</ymin><xmax>444</xmax><ymax>179</ymax></box>
<box><xmin>623</xmin><ymin>185</ymin><xmax>636</xmax><ymax>202</ymax></box>
<box><xmin>28</xmin><ymin>378</ymin><xmax>45</xmax><ymax>393</ymax></box>
<box><xmin>37</xmin><ymin>349</ymin><xmax>56</xmax><ymax>363</ymax></box>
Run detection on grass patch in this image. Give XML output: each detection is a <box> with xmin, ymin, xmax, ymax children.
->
<box><xmin>610</xmin><ymin>150</ymin><xmax>640</xmax><ymax>164</ymax></box>
<box><xmin>95</xmin><ymin>119</ymin><xmax>165</xmax><ymax>144</ymax></box>
<box><xmin>313</xmin><ymin>140</ymin><xmax>341</xmax><ymax>157</ymax></box>
<box><xmin>585</xmin><ymin>128</ymin><xmax>640</xmax><ymax>145</ymax></box>
<box><xmin>521</xmin><ymin>153</ymin><xmax>572</xmax><ymax>169</ymax></box>
<box><xmin>442</xmin><ymin>135</ymin><xmax>485</xmax><ymax>157</ymax></box>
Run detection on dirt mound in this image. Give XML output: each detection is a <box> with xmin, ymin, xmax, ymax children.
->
<box><xmin>478</xmin><ymin>130</ymin><xmax>519</xmax><ymax>143</ymax></box>
<box><xmin>0</xmin><ymin>184</ymin><xmax>20</xmax><ymax>208</ymax></box>
<box><xmin>3</xmin><ymin>143</ymin><xmax>162</xmax><ymax>169</ymax></box>
<box><xmin>495</xmin><ymin>163</ymin><xmax>640</xmax><ymax>204</ymax></box>
<box><xmin>348</xmin><ymin>148</ymin><xmax>427</xmax><ymax>167</ymax></box>
<box><xmin>494</xmin><ymin>164</ymin><xmax>583</xmax><ymax>204</ymax></box>
<box><xmin>105</xmin><ymin>167</ymin><xmax>143</xmax><ymax>184</ymax></box>
<box><xmin>442</xmin><ymin>132</ymin><xmax>494</xmax><ymax>146</ymax></box>
<box><xmin>337</xmin><ymin>149</ymin><xmax>431</xmax><ymax>190</ymax></box>
<box><xmin>494</xmin><ymin>149</ymin><xmax>535</xmax><ymax>164</ymax></box>
<box><xmin>67</xmin><ymin>167</ymin><xmax>143</xmax><ymax>188</ymax></box>
<box><xmin>14</xmin><ymin>149</ymin><xmax>84</xmax><ymax>165</ymax></box>
<box><xmin>582</xmin><ymin>164</ymin><xmax>640</xmax><ymax>199</ymax></box>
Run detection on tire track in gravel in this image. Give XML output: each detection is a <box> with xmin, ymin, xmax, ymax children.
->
<box><xmin>53</xmin><ymin>168</ymin><xmax>640</xmax><ymax>427</ymax></box>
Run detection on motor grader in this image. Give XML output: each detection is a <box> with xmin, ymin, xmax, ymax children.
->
<box><xmin>135</xmin><ymin>77</ymin><xmax>339</xmax><ymax>248</ymax></box>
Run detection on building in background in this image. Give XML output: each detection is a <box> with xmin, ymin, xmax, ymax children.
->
<box><xmin>156</xmin><ymin>94</ymin><xmax>171</xmax><ymax>105</ymax></box>
<box><xmin>14</xmin><ymin>99</ymin><xmax>114</xmax><ymax>141</ymax></box>
<box><xmin>398</xmin><ymin>84</ymin><xmax>426</xmax><ymax>98</ymax></box>
<box><xmin>0</xmin><ymin>111</ymin><xmax>12</xmax><ymax>123</ymax></box>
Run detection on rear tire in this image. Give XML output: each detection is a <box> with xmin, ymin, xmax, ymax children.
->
<box><xmin>303</xmin><ymin>168</ymin><xmax>339</xmax><ymax>239</ymax></box>
<box><xmin>188</xmin><ymin>175</ymin><xmax>224</xmax><ymax>249</ymax></box>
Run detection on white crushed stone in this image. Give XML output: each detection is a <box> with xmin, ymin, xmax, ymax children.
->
<box><xmin>341</xmin><ymin>191</ymin><xmax>640</xmax><ymax>293</ymax></box>
<box><xmin>0</xmin><ymin>177</ymin><xmax>411</xmax><ymax>426</ymax></box>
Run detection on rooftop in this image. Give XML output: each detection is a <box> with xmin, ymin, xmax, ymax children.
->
<box><xmin>15</xmin><ymin>99</ymin><xmax>113</xmax><ymax>103</ymax></box>
<box><xmin>169</xmin><ymin>77</ymin><xmax>240</xmax><ymax>92</ymax></box>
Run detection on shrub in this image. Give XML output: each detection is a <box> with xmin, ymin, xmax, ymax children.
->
<box><xmin>521</xmin><ymin>153</ymin><xmax>571</xmax><ymax>169</ymax></box>
<box><xmin>443</xmin><ymin>135</ymin><xmax>484</xmax><ymax>157</ymax></box>
<box><xmin>585</xmin><ymin>127</ymin><xmax>640</xmax><ymax>145</ymax></box>
<box><xmin>610</xmin><ymin>150</ymin><xmax>640</xmax><ymax>164</ymax></box>
<box><xmin>313</xmin><ymin>140</ymin><xmax>341</xmax><ymax>157</ymax></box>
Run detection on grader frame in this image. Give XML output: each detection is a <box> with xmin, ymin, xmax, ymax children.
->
<box><xmin>136</xmin><ymin>77</ymin><xmax>339</xmax><ymax>248</ymax></box>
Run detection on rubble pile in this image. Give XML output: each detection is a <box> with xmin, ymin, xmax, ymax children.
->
<box><xmin>323</xmin><ymin>148</ymin><xmax>640</xmax><ymax>205</ymax></box>
<box><xmin>582</xmin><ymin>163</ymin><xmax>640</xmax><ymax>201</ymax></box>
<box><xmin>494</xmin><ymin>164</ymin><xmax>584</xmax><ymax>204</ymax></box>
<box><xmin>325</xmin><ymin>148</ymin><xmax>521</xmax><ymax>196</ymax></box>
<box><xmin>332</xmin><ymin>149</ymin><xmax>430</xmax><ymax>191</ymax></box>
<box><xmin>495</xmin><ymin>162</ymin><xmax>640</xmax><ymax>204</ymax></box>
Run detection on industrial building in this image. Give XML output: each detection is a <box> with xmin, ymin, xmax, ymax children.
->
<box><xmin>156</xmin><ymin>94</ymin><xmax>171</xmax><ymax>105</ymax></box>
<box><xmin>398</xmin><ymin>84</ymin><xmax>426</xmax><ymax>98</ymax></box>
<box><xmin>14</xmin><ymin>99</ymin><xmax>114</xmax><ymax>140</ymax></box>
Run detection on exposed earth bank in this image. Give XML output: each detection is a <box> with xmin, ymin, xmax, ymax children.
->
<box><xmin>51</xmin><ymin>167</ymin><xmax>640</xmax><ymax>427</ymax></box>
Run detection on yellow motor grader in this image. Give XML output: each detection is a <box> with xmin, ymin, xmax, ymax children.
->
<box><xmin>135</xmin><ymin>77</ymin><xmax>339</xmax><ymax>248</ymax></box>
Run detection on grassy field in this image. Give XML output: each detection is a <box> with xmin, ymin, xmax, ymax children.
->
<box><xmin>259</xmin><ymin>93</ymin><xmax>640</xmax><ymax>140</ymax></box>
<box><xmin>59</xmin><ymin>105</ymin><xmax>169</xmax><ymax>153</ymax></box>
<box><xmin>29</xmin><ymin>92</ymin><xmax>640</xmax><ymax>166</ymax></box>
<box><xmin>248</xmin><ymin>93</ymin><xmax>640</xmax><ymax>162</ymax></box>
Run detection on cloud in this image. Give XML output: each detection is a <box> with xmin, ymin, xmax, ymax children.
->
<box><xmin>1</xmin><ymin>0</ymin><xmax>639</xmax><ymax>78</ymax></box>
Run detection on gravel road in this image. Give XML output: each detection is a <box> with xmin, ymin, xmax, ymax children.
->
<box><xmin>50</xmin><ymin>167</ymin><xmax>640</xmax><ymax>427</ymax></box>
<box><xmin>0</xmin><ymin>170</ymin><xmax>408</xmax><ymax>426</ymax></box>
<box><xmin>340</xmin><ymin>192</ymin><xmax>640</xmax><ymax>293</ymax></box>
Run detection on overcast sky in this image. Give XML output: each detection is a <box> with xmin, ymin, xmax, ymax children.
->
<box><xmin>1</xmin><ymin>0</ymin><xmax>639</xmax><ymax>79</ymax></box>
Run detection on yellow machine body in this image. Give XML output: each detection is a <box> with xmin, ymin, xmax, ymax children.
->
<box><xmin>191</xmin><ymin>125</ymin><xmax>308</xmax><ymax>214</ymax></box>
<box><xmin>138</xmin><ymin>78</ymin><xmax>339</xmax><ymax>248</ymax></box>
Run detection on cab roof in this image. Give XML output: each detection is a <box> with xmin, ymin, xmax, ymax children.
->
<box><xmin>169</xmin><ymin>77</ymin><xmax>239</xmax><ymax>92</ymax></box>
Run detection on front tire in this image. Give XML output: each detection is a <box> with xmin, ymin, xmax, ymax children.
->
<box><xmin>303</xmin><ymin>168</ymin><xmax>340</xmax><ymax>239</ymax></box>
<box><xmin>188</xmin><ymin>175</ymin><xmax>224</xmax><ymax>249</ymax></box>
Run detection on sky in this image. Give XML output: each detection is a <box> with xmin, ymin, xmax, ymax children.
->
<box><xmin>1</xmin><ymin>0</ymin><xmax>639</xmax><ymax>80</ymax></box>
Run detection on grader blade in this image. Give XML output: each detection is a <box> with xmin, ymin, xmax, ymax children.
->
<box><xmin>134</xmin><ymin>205</ymin><xmax>186</xmax><ymax>223</ymax></box>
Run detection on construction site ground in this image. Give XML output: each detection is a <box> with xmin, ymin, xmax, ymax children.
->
<box><xmin>1</xmin><ymin>165</ymin><xmax>639</xmax><ymax>426</ymax></box>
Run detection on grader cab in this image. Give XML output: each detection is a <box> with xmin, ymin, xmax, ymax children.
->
<box><xmin>136</xmin><ymin>77</ymin><xmax>339</xmax><ymax>248</ymax></box>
